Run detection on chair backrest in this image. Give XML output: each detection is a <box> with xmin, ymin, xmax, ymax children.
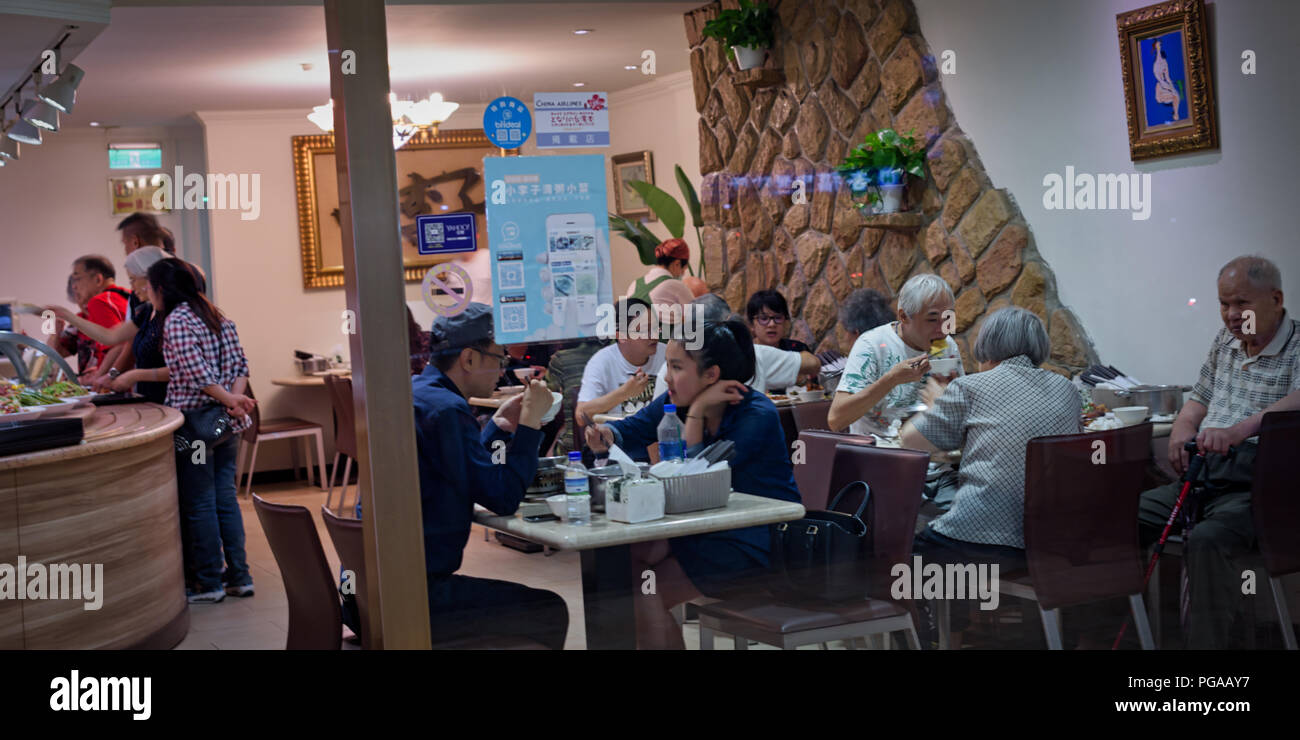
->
<box><xmin>1023</xmin><ymin>423</ymin><xmax>1152</xmax><ymax>610</ymax></box>
<box><xmin>323</xmin><ymin>375</ymin><xmax>358</xmax><ymax>457</ymax></box>
<box><xmin>1252</xmin><ymin>410</ymin><xmax>1300</xmax><ymax>577</ymax></box>
<box><xmin>252</xmin><ymin>494</ymin><xmax>341</xmax><ymax>650</ymax></box>
<box><xmin>321</xmin><ymin>506</ymin><xmax>369</xmax><ymax>649</ymax></box>
<box><xmin>241</xmin><ymin>384</ymin><xmax>260</xmax><ymax>441</ymax></box>
<box><xmin>790</xmin><ymin>400</ymin><xmax>831</xmax><ymax>433</ymax></box>
<box><xmin>777</xmin><ymin>405</ymin><xmax>799</xmax><ymax>451</ymax></box>
<box><xmin>793</xmin><ymin>430</ymin><xmax>876</xmax><ymax>511</ymax></box>
<box><xmin>826</xmin><ymin>442</ymin><xmax>929</xmax><ymax>600</ymax></box>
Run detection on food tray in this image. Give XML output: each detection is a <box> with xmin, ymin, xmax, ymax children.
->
<box><xmin>654</xmin><ymin>466</ymin><xmax>731</xmax><ymax>514</ymax></box>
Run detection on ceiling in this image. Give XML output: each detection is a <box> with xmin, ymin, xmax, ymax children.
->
<box><xmin>58</xmin><ymin>1</ymin><xmax>699</xmax><ymax>128</ymax></box>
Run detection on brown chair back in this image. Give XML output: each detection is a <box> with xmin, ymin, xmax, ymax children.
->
<box><xmin>791</xmin><ymin>400</ymin><xmax>831</xmax><ymax>433</ymax></box>
<box><xmin>1252</xmin><ymin>410</ymin><xmax>1300</xmax><ymax>577</ymax></box>
<box><xmin>323</xmin><ymin>374</ymin><xmax>358</xmax><ymax>458</ymax></box>
<box><xmin>777</xmin><ymin>405</ymin><xmax>799</xmax><ymax>451</ymax></box>
<box><xmin>1023</xmin><ymin>423</ymin><xmax>1152</xmax><ymax>610</ymax></box>
<box><xmin>321</xmin><ymin>506</ymin><xmax>369</xmax><ymax>648</ymax></box>
<box><xmin>793</xmin><ymin>430</ymin><xmax>876</xmax><ymax>511</ymax></box>
<box><xmin>252</xmin><ymin>494</ymin><xmax>341</xmax><ymax>650</ymax></box>
<box><xmin>241</xmin><ymin>384</ymin><xmax>260</xmax><ymax>442</ymax></box>
<box><xmin>825</xmin><ymin>442</ymin><xmax>930</xmax><ymax>600</ymax></box>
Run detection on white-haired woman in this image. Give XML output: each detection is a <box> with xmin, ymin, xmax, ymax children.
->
<box><xmin>46</xmin><ymin>247</ymin><xmax>173</xmax><ymax>402</ymax></box>
<box><xmin>899</xmin><ymin>307</ymin><xmax>1081</xmax><ymax>648</ymax></box>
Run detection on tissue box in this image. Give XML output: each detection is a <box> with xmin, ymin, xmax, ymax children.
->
<box><xmin>657</xmin><ymin>466</ymin><xmax>732</xmax><ymax>514</ymax></box>
<box><xmin>605</xmin><ymin>477</ymin><xmax>665</xmax><ymax>524</ymax></box>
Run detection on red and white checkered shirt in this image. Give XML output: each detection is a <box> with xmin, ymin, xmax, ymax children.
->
<box><xmin>162</xmin><ymin>302</ymin><xmax>253</xmax><ymax>433</ymax></box>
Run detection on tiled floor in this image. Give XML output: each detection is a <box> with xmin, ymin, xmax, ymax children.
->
<box><xmin>173</xmin><ymin>479</ymin><xmax>771</xmax><ymax>650</ymax></box>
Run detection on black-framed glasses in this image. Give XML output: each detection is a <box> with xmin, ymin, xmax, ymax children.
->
<box><xmin>473</xmin><ymin>347</ymin><xmax>509</xmax><ymax>368</ymax></box>
<box><xmin>753</xmin><ymin>313</ymin><xmax>787</xmax><ymax>326</ymax></box>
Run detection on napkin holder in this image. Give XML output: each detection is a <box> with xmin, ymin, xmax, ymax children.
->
<box><xmin>605</xmin><ymin>476</ymin><xmax>665</xmax><ymax>524</ymax></box>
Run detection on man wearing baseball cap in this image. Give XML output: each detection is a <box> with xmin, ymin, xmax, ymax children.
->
<box><xmin>412</xmin><ymin>302</ymin><xmax>568</xmax><ymax>648</ymax></box>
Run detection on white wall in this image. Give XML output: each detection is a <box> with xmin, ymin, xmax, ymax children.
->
<box><xmin>913</xmin><ymin>0</ymin><xmax>1299</xmax><ymax>384</ymax></box>
<box><xmin>0</xmin><ymin>124</ymin><xmax>207</xmax><ymax>318</ymax></box>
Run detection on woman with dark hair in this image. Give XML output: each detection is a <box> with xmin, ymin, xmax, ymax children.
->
<box><xmin>746</xmin><ymin>289</ymin><xmax>811</xmax><ymax>353</ymax></box>
<box><xmin>585</xmin><ymin>319</ymin><xmax>800</xmax><ymax>648</ymax></box>
<box><xmin>149</xmin><ymin>257</ymin><xmax>257</xmax><ymax>604</ymax></box>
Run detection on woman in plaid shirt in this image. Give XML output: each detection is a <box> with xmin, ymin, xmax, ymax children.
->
<box><xmin>149</xmin><ymin>259</ymin><xmax>257</xmax><ymax>605</ymax></box>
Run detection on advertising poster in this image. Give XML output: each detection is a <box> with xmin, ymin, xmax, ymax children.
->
<box><xmin>484</xmin><ymin>154</ymin><xmax>612</xmax><ymax>345</ymax></box>
<box><xmin>534</xmin><ymin>92</ymin><xmax>610</xmax><ymax>149</ymax></box>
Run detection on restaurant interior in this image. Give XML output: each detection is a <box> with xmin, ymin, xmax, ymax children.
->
<box><xmin>0</xmin><ymin>0</ymin><xmax>1297</xmax><ymax>658</ymax></box>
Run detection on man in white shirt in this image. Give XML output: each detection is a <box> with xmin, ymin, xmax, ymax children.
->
<box><xmin>577</xmin><ymin>297</ymin><xmax>666</xmax><ymax>422</ymax></box>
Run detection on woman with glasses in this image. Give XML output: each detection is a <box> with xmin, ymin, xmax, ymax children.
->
<box><xmin>745</xmin><ymin>289</ymin><xmax>811</xmax><ymax>353</ymax></box>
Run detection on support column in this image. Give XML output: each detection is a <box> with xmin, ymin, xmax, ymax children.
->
<box><xmin>323</xmin><ymin>0</ymin><xmax>430</xmax><ymax>649</ymax></box>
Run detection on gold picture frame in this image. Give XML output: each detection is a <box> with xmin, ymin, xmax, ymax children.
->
<box><xmin>1117</xmin><ymin>0</ymin><xmax>1218</xmax><ymax>161</ymax></box>
<box><xmin>292</xmin><ymin>128</ymin><xmax>512</xmax><ymax>289</ymax></box>
<box><xmin>610</xmin><ymin>150</ymin><xmax>655</xmax><ymax>219</ymax></box>
<box><xmin>109</xmin><ymin>175</ymin><xmax>170</xmax><ymax>216</ymax></box>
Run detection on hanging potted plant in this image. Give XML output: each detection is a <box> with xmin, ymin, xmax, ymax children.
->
<box><xmin>701</xmin><ymin>0</ymin><xmax>776</xmax><ymax>71</ymax></box>
<box><xmin>836</xmin><ymin>128</ymin><xmax>927</xmax><ymax>214</ymax></box>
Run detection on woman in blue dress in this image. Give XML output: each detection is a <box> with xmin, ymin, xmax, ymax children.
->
<box><xmin>585</xmin><ymin>319</ymin><xmax>800</xmax><ymax>649</ymax></box>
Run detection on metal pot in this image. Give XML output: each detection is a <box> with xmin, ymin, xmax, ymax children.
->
<box><xmin>295</xmin><ymin>356</ymin><xmax>330</xmax><ymax>375</ymax></box>
<box><xmin>527</xmin><ymin>456</ymin><xmax>566</xmax><ymax>496</ymax></box>
<box><xmin>1090</xmin><ymin>384</ymin><xmax>1190</xmax><ymax>417</ymax></box>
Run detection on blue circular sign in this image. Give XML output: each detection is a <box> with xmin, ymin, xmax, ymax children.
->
<box><xmin>482</xmin><ymin>96</ymin><xmax>531</xmax><ymax>149</ymax></box>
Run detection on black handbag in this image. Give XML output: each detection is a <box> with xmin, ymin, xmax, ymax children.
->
<box><xmin>767</xmin><ymin>481</ymin><xmax>873</xmax><ymax>603</ymax></box>
<box><xmin>174</xmin><ymin>404</ymin><xmax>235</xmax><ymax>453</ymax></box>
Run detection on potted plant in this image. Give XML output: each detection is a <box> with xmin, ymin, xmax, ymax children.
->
<box><xmin>608</xmin><ymin>164</ymin><xmax>706</xmax><ymax>282</ymax></box>
<box><xmin>836</xmin><ymin>128</ymin><xmax>927</xmax><ymax>214</ymax></box>
<box><xmin>701</xmin><ymin>0</ymin><xmax>776</xmax><ymax>71</ymax></box>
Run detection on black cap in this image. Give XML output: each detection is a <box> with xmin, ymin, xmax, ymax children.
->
<box><xmin>430</xmin><ymin>302</ymin><xmax>495</xmax><ymax>355</ymax></box>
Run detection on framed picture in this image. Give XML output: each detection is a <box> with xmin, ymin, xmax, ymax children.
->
<box><xmin>109</xmin><ymin>175</ymin><xmax>169</xmax><ymax>216</ymax></box>
<box><xmin>1117</xmin><ymin>0</ymin><xmax>1218</xmax><ymax>161</ymax></box>
<box><xmin>291</xmin><ymin>128</ymin><xmax>513</xmax><ymax>289</ymax></box>
<box><xmin>610</xmin><ymin>150</ymin><xmax>655</xmax><ymax>219</ymax></box>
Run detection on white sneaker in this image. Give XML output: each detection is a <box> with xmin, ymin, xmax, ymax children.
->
<box><xmin>187</xmin><ymin>588</ymin><xmax>226</xmax><ymax>604</ymax></box>
<box><xmin>225</xmin><ymin>583</ymin><xmax>255</xmax><ymax>598</ymax></box>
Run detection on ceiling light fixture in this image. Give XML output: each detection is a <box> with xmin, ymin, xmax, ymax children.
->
<box><xmin>22</xmin><ymin>98</ymin><xmax>59</xmax><ymax>132</ymax></box>
<box><xmin>573</xmin><ymin>82</ymin><xmax>586</xmax><ymax>87</ymax></box>
<box><xmin>0</xmin><ymin>119</ymin><xmax>19</xmax><ymax>160</ymax></box>
<box><xmin>573</xmin><ymin>29</ymin><xmax>593</xmax><ymax>35</ymax></box>
<box><xmin>308</xmin><ymin>91</ymin><xmax>460</xmax><ymax>150</ymax></box>
<box><xmin>36</xmin><ymin>63</ymin><xmax>84</xmax><ymax>114</ymax></box>
<box><xmin>624</xmin><ymin>65</ymin><xmax>637</xmax><ymax>70</ymax></box>
<box><xmin>89</xmin><ymin>121</ymin><xmax>100</xmax><ymax>127</ymax></box>
<box><xmin>7</xmin><ymin>101</ymin><xmax>42</xmax><ymax>145</ymax></box>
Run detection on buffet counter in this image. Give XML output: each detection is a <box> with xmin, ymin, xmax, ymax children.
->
<box><xmin>0</xmin><ymin>403</ymin><xmax>189</xmax><ymax>649</ymax></box>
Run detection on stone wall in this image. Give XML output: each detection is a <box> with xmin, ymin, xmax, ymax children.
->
<box><xmin>683</xmin><ymin>0</ymin><xmax>1094</xmax><ymax>375</ymax></box>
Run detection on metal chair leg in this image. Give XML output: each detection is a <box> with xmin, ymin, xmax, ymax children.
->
<box><xmin>290</xmin><ymin>439</ymin><xmax>301</xmax><ymax>481</ymax></box>
<box><xmin>1128</xmin><ymin>593</ymin><xmax>1156</xmax><ymax>650</ymax></box>
<box><xmin>339</xmin><ymin>457</ymin><xmax>353</xmax><ymax>515</ymax></box>
<box><xmin>326</xmin><ymin>452</ymin><xmax>341</xmax><ymax>510</ymax></box>
<box><xmin>242</xmin><ymin>439</ymin><xmax>260</xmax><ymax>498</ymax></box>
<box><xmin>903</xmin><ymin>625</ymin><xmax>922</xmax><ymax>650</ymax></box>
<box><xmin>1270</xmin><ymin>575</ymin><xmax>1298</xmax><ymax>650</ymax></box>
<box><xmin>314</xmin><ymin>430</ymin><xmax>328</xmax><ymax>491</ymax></box>
<box><xmin>1039</xmin><ymin>606</ymin><xmax>1064</xmax><ymax>650</ymax></box>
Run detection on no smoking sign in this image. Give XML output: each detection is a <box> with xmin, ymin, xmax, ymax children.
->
<box><xmin>422</xmin><ymin>263</ymin><xmax>473</xmax><ymax>317</ymax></box>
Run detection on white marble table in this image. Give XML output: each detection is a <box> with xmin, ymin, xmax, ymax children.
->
<box><xmin>476</xmin><ymin>492</ymin><xmax>805</xmax><ymax>649</ymax></box>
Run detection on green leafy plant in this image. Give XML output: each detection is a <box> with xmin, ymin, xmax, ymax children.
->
<box><xmin>701</xmin><ymin>0</ymin><xmax>776</xmax><ymax>60</ymax></box>
<box><xmin>836</xmin><ymin>128</ymin><xmax>927</xmax><ymax>208</ymax></box>
<box><xmin>609</xmin><ymin>164</ymin><xmax>706</xmax><ymax>277</ymax></box>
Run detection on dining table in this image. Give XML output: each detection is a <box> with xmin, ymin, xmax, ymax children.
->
<box><xmin>474</xmin><ymin>492</ymin><xmax>806</xmax><ymax>649</ymax></box>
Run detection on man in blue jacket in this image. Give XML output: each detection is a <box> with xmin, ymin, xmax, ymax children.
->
<box><xmin>413</xmin><ymin>302</ymin><xmax>568</xmax><ymax>648</ymax></box>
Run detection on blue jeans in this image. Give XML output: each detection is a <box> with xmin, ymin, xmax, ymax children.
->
<box><xmin>176</xmin><ymin>436</ymin><xmax>252</xmax><ymax>592</ymax></box>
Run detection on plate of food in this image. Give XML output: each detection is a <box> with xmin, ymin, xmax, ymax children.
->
<box><xmin>43</xmin><ymin>381</ymin><xmax>94</xmax><ymax>403</ymax></box>
<box><xmin>0</xmin><ymin>395</ymin><xmax>45</xmax><ymax>421</ymax></box>
<box><xmin>766</xmin><ymin>393</ymin><xmax>794</xmax><ymax>407</ymax></box>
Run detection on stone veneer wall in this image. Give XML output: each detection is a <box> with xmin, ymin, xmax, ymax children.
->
<box><xmin>683</xmin><ymin>0</ymin><xmax>1094</xmax><ymax>375</ymax></box>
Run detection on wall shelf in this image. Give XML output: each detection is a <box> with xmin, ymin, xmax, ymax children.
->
<box><xmin>857</xmin><ymin>211</ymin><xmax>923</xmax><ymax>231</ymax></box>
<box><xmin>733</xmin><ymin>68</ymin><xmax>785</xmax><ymax>89</ymax></box>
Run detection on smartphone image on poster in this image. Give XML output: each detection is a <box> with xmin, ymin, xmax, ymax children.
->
<box><xmin>546</xmin><ymin>213</ymin><xmax>598</xmax><ymax>325</ymax></box>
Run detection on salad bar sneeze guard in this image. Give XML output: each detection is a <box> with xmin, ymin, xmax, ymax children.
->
<box><xmin>0</xmin><ymin>332</ymin><xmax>79</xmax><ymax>386</ymax></box>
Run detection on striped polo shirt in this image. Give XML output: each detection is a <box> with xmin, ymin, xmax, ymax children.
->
<box><xmin>1192</xmin><ymin>312</ymin><xmax>1300</xmax><ymax>432</ymax></box>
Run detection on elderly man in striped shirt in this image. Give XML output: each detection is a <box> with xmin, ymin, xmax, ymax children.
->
<box><xmin>1139</xmin><ymin>255</ymin><xmax>1300</xmax><ymax>648</ymax></box>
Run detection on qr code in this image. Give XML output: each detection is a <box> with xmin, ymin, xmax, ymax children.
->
<box><xmin>501</xmin><ymin>304</ymin><xmax>527</xmax><ymax>333</ymax></box>
<box><xmin>497</xmin><ymin>261</ymin><xmax>524</xmax><ymax>290</ymax></box>
<box><xmin>423</xmin><ymin>222</ymin><xmax>444</xmax><ymax>244</ymax></box>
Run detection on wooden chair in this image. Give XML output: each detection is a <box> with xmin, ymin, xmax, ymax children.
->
<box><xmin>251</xmin><ymin>495</ymin><xmax>341</xmax><ymax>650</ymax></box>
<box><xmin>322</xmin><ymin>375</ymin><xmax>359</xmax><ymax>514</ymax></box>
<box><xmin>235</xmin><ymin>387</ymin><xmax>327</xmax><ymax>497</ymax></box>
<box><xmin>1251</xmin><ymin>410</ymin><xmax>1300</xmax><ymax>649</ymax></box>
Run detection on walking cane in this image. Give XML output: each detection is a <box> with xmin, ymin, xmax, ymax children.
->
<box><xmin>1112</xmin><ymin>441</ymin><xmax>1206</xmax><ymax>650</ymax></box>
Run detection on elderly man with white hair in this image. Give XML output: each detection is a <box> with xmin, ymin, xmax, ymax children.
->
<box><xmin>829</xmin><ymin>273</ymin><xmax>965</xmax><ymax>513</ymax></box>
<box><xmin>1134</xmin><ymin>255</ymin><xmax>1299</xmax><ymax>649</ymax></box>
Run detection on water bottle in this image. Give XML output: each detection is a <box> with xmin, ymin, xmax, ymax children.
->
<box><xmin>564</xmin><ymin>451</ymin><xmax>591</xmax><ymax>525</ymax></box>
<box><xmin>657</xmin><ymin>404</ymin><xmax>686</xmax><ymax>462</ymax></box>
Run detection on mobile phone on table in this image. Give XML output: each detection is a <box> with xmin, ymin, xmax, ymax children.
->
<box><xmin>523</xmin><ymin>512</ymin><xmax>560</xmax><ymax>523</ymax></box>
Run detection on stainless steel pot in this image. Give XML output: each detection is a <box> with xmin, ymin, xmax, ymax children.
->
<box><xmin>295</xmin><ymin>356</ymin><xmax>330</xmax><ymax>375</ymax></box>
<box><xmin>527</xmin><ymin>456</ymin><xmax>566</xmax><ymax>496</ymax></box>
<box><xmin>1090</xmin><ymin>384</ymin><xmax>1190</xmax><ymax>417</ymax></box>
